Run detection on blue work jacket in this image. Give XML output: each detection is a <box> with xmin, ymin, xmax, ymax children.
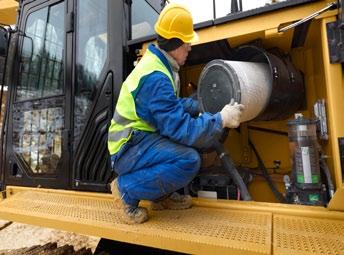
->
<box><xmin>130</xmin><ymin>44</ymin><xmax>223</xmax><ymax>149</ymax></box>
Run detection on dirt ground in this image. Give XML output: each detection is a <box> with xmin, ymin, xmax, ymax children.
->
<box><xmin>0</xmin><ymin>220</ymin><xmax>100</xmax><ymax>252</ymax></box>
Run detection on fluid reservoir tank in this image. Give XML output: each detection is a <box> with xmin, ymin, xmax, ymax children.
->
<box><xmin>288</xmin><ymin>114</ymin><xmax>321</xmax><ymax>190</ymax></box>
<box><xmin>197</xmin><ymin>45</ymin><xmax>305</xmax><ymax>121</ymax></box>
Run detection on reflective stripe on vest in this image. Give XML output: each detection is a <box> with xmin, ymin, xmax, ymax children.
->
<box><xmin>108</xmin><ymin>127</ymin><xmax>132</xmax><ymax>142</ymax></box>
<box><xmin>112</xmin><ymin>110</ymin><xmax>131</xmax><ymax>126</ymax></box>
<box><xmin>107</xmin><ymin>47</ymin><xmax>175</xmax><ymax>155</ymax></box>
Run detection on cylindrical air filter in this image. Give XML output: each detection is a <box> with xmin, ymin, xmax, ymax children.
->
<box><xmin>197</xmin><ymin>60</ymin><xmax>272</xmax><ymax>122</ymax></box>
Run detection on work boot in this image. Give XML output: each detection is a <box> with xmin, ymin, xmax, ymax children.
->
<box><xmin>151</xmin><ymin>192</ymin><xmax>193</xmax><ymax>210</ymax></box>
<box><xmin>110</xmin><ymin>179</ymin><xmax>148</xmax><ymax>224</ymax></box>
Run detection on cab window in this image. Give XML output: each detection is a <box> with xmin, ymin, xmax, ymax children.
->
<box><xmin>131</xmin><ymin>1</ymin><xmax>159</xmax><ymax>40</ymax></box>
<box><xmin>16</xmin><ymin>3</ymin><xmax>64</xmax><ymax>101</ymax></box>
<box><xmin>74</xmin><ymin>0</ymin><xmax>108</xmax><ymax>148</ymax></box>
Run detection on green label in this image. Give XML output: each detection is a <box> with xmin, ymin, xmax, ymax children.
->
<box><xmin>309</xmin><ymin>194</ymin><xmax>319</xmax><ymax>202</ymax></box>
<box><xmin>297</xmin><ymin>175</ymin><xmax>304</xmax><ymax>183</ymax></box>
<box><xmin>297</xmin><ymin>175</ymin><xmax>319</xmax><ymax>184</ymax></box>
<box><xmin>312</xmin><ymin>175</ymin><xmax>319</xmax><ymax>183</ymax></box>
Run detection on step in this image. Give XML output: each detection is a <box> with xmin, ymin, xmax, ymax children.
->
<box><xmin>0</xmin><ymin>187</ymin><xmax>343</xmax><ymax>254</ymax></box>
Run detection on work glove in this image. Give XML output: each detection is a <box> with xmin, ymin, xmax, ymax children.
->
<box><xmin>220</xmin><ymin>99</ymin><xmax>245</xmax><ymax>128</ymax></box>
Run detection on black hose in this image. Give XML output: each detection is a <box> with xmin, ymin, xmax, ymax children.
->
<box><xmin>214</xmin><ymin>140</ymin><xmax>252</xmax><ymax>201</ymax></box>
<box><xmin>249</xmin><ymin>140</ymin><xmax>287</xmax><ymax>203</ymax></box>
<box><xmin>319</xmin><ymin>156</ymin><xmax>335</xmax><ymax>199</ymax></box>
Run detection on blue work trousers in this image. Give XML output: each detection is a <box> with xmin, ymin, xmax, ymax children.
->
<box><xmin>111</xmin><ymin>131</ymin><xmax>201</xmax><ymax>207</ymax></box>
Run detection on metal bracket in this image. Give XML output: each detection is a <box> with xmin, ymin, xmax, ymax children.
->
<box><xmin>314</xmin><ymin>99</ymin><xmax>328</xmax><ymax>140</ymax></box>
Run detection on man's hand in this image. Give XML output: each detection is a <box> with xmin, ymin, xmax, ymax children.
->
<box><xmin>220</xmin><ymin>99</ymin><xmax>245</xmax><ymax>128</ymax></box>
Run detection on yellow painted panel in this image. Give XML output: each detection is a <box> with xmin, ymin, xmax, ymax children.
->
<box><xmin>0</xmin><ymin>0</ymin><xmax>18</xmax><ymax>25</ymax></box>
<box><xmin>196</xmin><ymin>1</ymin><xmax>337</xmax><ymax>45</ymax></box>
<box><xmin>328</xmin><ymin>185</ymin><xmax>344</xmax><ymax>211</ymax></box>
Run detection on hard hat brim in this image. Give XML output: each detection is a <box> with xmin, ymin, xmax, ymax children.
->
<box><xmin>154</xmin><ymin>27</ymin><xmax>199</xmax><ymax>44</ymax></box>
<box><xmin>184</xmin><ymin>31</ymin><xmax>199</xmax><ymax>44</ymax></box>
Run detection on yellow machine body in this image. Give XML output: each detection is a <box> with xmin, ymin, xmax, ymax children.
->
<box><xmin>0</xmin><ymin>0</ymin><xmax>17</xmax><ymax>25</ymax></box>
<box><xmin>0</xmin><ymin>0</ymin><xmax>344</xmax><ymax>254</ymax></box>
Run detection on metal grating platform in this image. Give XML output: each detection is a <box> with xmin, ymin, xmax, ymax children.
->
<box><xmin>0</xmin><ymin>190</ymin><xmax>272</xmax><ymax>255</ymax></box>
<box><xmin>2</xmin><ymin>189</ymin><xmax>344</xmax><ymax>254</ymax></box>
<box><xmin>273</xmin><ymin>215</ymin><xmax>344</xmax><ymax>255</ymax></box>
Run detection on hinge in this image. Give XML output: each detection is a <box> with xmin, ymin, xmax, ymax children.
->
<box><xmin>66</xmin><ymin>11</ymin><xmax>74</xmax><ymax>33</ymax></box>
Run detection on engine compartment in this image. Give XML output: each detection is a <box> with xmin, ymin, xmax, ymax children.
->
<box><xmin>170</xmin><ymin>16</ymin><xmax>344</xmax><ymax>205</ymax></box>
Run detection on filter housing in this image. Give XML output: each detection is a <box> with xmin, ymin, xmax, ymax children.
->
<box><xmin>197</xmin><ymin>45</ymin><xmax>305</xmax><ymax>121</ymax></box>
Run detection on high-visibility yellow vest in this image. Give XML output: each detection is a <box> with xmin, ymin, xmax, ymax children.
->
<box><xmin>108</xmin><ymin>48</ymin><xmax>176</xmax><ymax>155</ymax></box>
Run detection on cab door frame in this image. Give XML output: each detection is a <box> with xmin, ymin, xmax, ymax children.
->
<box><xmin>3</xmin><ymin>0</ymin><xmax>72</xmax><ymax>189</ymax></box>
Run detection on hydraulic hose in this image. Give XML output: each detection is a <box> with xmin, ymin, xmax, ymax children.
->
<box><xmin>249</xmin><ymin>140</ymin><xmax>287</xmax><ymax>203</ymax></box>
<box><xmin>214</xmin><ymin>140</ymin><xmax>252</xmax><ymax>201</ymax></box>
<box><xmin>319</xmin><ymin>156</ymin><xmax>335</xmax><ymax>199</ymax></box>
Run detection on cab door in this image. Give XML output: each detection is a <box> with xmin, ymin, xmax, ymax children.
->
<box><xmin>71</xmin><ymin>0</ymin><xmax>122</xmax><ymax>191</ymax></box>
<box><xmin>4</xmin><ymin>0</ymin><xmax>70</xmax><ymax>189</ymax></box>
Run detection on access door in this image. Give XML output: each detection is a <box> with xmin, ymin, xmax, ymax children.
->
<box><xmin>4</xmin><ymin>0</ymin><xmax>70</xmax><ymax>189</ymax></box>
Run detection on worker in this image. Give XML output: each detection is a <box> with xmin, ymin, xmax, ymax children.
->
<box><xmin>107</xmin><ymin>3</ymin><xmax>244</xmax><ymax>224</ymax></box>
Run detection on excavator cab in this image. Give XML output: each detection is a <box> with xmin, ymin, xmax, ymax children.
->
<box><xmin>0</xmin><ymin>0</ymin><xmax>166</xmax><ymax>192</ymax></box>
<box><xmin>0</xmin><ymin>0</ymin><xmax>125</xmax><ymax>191</ymax></box>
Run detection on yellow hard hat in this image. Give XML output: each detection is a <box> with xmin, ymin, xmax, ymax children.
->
<box><xmin>155</xmin><ymin>3</ymin><xmax>199</xmax><ymax>43</ymax></box>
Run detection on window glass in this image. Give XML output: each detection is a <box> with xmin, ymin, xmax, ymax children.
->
<box><xmin>13</xmin><ymin>1</ymin><xmax>65</xmax><ymax>175</ymax></box>
<box><xmin>131</xmin><ymin>1</ymin><xmax>159</xmax><ymax>40</ymax></box>
<box><xmin>13</xmin><ymin>106</ymin><xmax>64</xmax><ymax>174</ymax></box>
<box><xmin>74</xmin><ymin>0</ymin><xmax>108</xmax><ymax>148</ymax></box>
<box><xmin>17</xmin><ymin>2</ymin><xmax>64</xmax><ymax>101</ymax></box>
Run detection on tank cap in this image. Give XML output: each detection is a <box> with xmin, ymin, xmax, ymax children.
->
<box><xmin>287</xmin><ymin>113</ymin><xmax>317</xmax><ymax>126</ymax></box>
